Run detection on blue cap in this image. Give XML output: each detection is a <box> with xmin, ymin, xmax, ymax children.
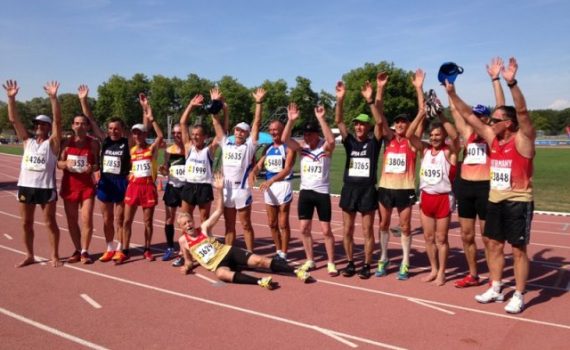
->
<box><xmin>472</xmin><ymin>104</ymin><xmax>491</xmax><ymax>117</ymax></box>
<box><xmin>438</xmin><ymin>62</ymin><xmax>464</xmax><ymax>85</ymax></box>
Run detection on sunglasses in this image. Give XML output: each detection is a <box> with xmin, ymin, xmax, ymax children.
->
<box><xmin>489</xmin><ymin>118</ymin><xmax>508</xmax><ymax>125</ymax></box>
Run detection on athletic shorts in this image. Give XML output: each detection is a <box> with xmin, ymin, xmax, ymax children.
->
<box><xmin>339</xmin><ymin>183</ymin><xmax>378</xmax><ymax>213</ymax></box>
<box><xmin>484</xmin><ymin>200</ymin><xmax>533</xmax><ymax>246</ymax></box>
<box><xmin>96</xmin><ymin>176</ymin><xmax>128</xmax><ymax>203</ymax></box>
<box><xmin>60</xmin><ymin>185</ymin><xmax>95</xmax><ymax>203</ymax></box>
<box><xmin>420</xmin><ymin>191</ymin><xmax>455</xmax><ymax>219</ymax></box>
<box><xmin>17</xmin><ymin>187</ymin><xmax>57</xmax><ymax>205</ymax></box>
<box><xmin>264</xmin><ymin>181</ymin><xmax>293</xmax><ymax>206</ymax></box>
<box><xmin>456</xmin><ymin>178</ymin><xmax>490</xmax><ymax>220</ymax></box>
<box><xmin>298</xmin><ymin>189</ymin><xmax>331</xmax><ymax>222</ymax></box>
<box><xmin>223</xmin><ymin>187</ymin><xmax>252</xmax><ymax>210</ymax></box>
<box><xmin>124</xmin><ymin>181</ymin><xmax>158</xmax><ymax>208</ymax></box>
<box><xmin>163</xmin><ymin>183</ymin><xmax>183</xmax><ymax>207</ymax></box>
<box><xmin>378</xmin><ymin>187</ymin><xmax>417</xmax><ymax>209</ymax></box>
<box><xmin>216</xmin><ymin>246</ymin><xmax>253</xmax><ymax>270</ymax></box>
<box><xmin>181</xmin><ymin>183</ymin><xmax>213</xmax><ymax>206</ymax></box>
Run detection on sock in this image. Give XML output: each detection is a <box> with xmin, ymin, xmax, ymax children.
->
<box><xmin>491</xmin><ymin>280</ymin><xmax>502</xmax><ymax>292</ymax></box>
<box><xmin>165</xmin><ymin>224</ymin><xmax>175</xmax><ymax>248</ymax></box>
<box><xmin>116</xmin><ymin>242</ymin><xmax>122</xmax><ymax>252</ymax></box>
<box><xmin>270</xmin><ymin>256</ymin><xmax>294</xmax><ymax>273</ymax></box>
<box><xmin>107</xmin><ymin>242</ymin><xmax>115</xmax><ymax>252</ymax></box>
<box><xmin>401</xmin><ymin>235</ymin><xmax>411</xmax><ymax>265</ymax></box>
<box><xmin>380</xmin><ymin>230</ymin><xmax>389</xmax><ymax>261</ymax></box>
<box><xmin>514</xmin><ymin>291</ymin><xmax>523</xmax><ymax>299</ymax></box>
<box><xmin>232</xmin><ymin>272</ymin><xmax>260</xmax><ymax>285</ymax></box>
<box><xmin>81</xmin><ymin>249</ymin><xmax>87</xmax><ymax>254</ymax></box>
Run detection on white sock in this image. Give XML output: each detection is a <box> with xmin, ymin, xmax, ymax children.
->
<box><xmin>491</xmin><ymin>280</ymin><xmax>502</xmax><ymax>292</ymax></box>
<box><xmin>116</xmin><ymin>242</ymin><xmax>122</xmax><ymax>252</ymax></box>
<box><xmin>107</xmin><ymin>242</ymin><xmax>115</xmax><ymax>251</ymax></box>
<box><xmin>81</xmin><ymin>249</ymin><xmax>87</xmax><ymax>254</ymax></box>
<box><xmin>401</xmin><ymin>235</ymin><xmax>411</xmax><ymax>265</ymax></box>
<box><xmin>380</xmin><ymin>230</ymin><xmax>389</xmax><ymax>261</ymax></box>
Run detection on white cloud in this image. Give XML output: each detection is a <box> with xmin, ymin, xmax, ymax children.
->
<box><xmin>548</xmin><ymin>99</ymin><xmax>570</xmax><ymax>110</ymax></box>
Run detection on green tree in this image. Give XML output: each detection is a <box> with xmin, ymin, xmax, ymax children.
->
<box><xmin>59</xmin><ymin>93</ymin><xmax>83</xmax><ymax>130</ymax></box>
<box><xmin>217</xmin><ymin>75</ymin><xmax>252</xmax><ymax>128</ymax></box>
<box><xmin>289</xmin><ymin>76</ymin><xmax>319</xmax><ymax>129</ymax></box>
<box><xmin>258</xmin><ymin>79</ymin><xmax>289</xmax><ymax>128</ymax></box>
<box><xmin>149</xmin><ymin>75</ymin><xmax>177</xmax><ymax>132</ymax></box>
<box><xmin>175</xmin><ymin>74</ymin><xmax>213</xmax><ymax>127</ymax></box>
<box><xmin>96</xmin><ymin>74</ymin><xmax>149</xmax><ymax>128</ymax></box>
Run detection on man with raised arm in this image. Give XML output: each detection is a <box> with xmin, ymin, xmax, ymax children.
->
<box><xmin>446</xmin><ymin>57</ymin><xmax>535</xmax><ymax>314</ymax></box>
<box><xmin>4</xmin><ymin>80</ymin><xmax>62</xmax><ymax>267</ymax></box>
<box><xmin>282</xmin><ymin>103</ymin><xmax>338</xmax><ymax>275</ymax></box>
<box><xmin>335</xmin><ymin>80</ymin><xmax>383</xmax><ymax>279</ymax></box>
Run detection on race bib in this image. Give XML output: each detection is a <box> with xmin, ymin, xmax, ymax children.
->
<box><xmin>102</xmin><ymin>155</ymin><xmax>121</xmax><ymax>174</ymax></box>
<box><xmin>264</xmin><ymin>155</ymin><xmax>283</xmax><ymax>173</ymax></box>
<box><xmin>169</xmin><ymin>165</ymin><xmax>186</xmax><ymax>181</ymax></box>
<box><xmin>385</xmin><ymin>153</ymin><xmax>406</xmax><ymax>173</ymax></box>
<box><xmin>223</xmin><ymin>149</ymin><xmax>244</xmax><ymax>166</ymax></box>
<box><xmin>490</xmin><ymin>166</ymin><xmax>511</xmax><ymax>191</ymax></box>
<box><xmin>420</xmin><ymin>164</ymin><xmax>443</xmax><ymax>185</ymax></box>
<box><xmin>348</xmin><ymin>158</ymin><xmax>370</xmax><ymax>177</ymax></box>
<box><xmin>132</xmin><ymin>159</ymin><xmax>152</xmax><ymax>178</ymax></box>
<box><xmin>301</xmin><ymin>159</ymin><xmax>323</xmax><ymax>181</ymax></box>
<box><xmin>23</xmin><ymin>152</ymin><xmax>46</xmax><ymax>172</ymax></box>
<box><xmin>195</xmin><ymin>241</ymin><xmax>216</xmax><ymax>263</ymax></box>
<box><xmin>67</xmin><ymin>154</ymin><xmax>88</xmax><ymax>173</ymax></box>
<box><xmin>186</xmin><ymin>161</ymin><xmax>208</xmax><ymax>182</ymax></box>
<box><xmin>463</xmin><ymin>143</ymin><xmax>487</xmax><ymax>165</ymax></box>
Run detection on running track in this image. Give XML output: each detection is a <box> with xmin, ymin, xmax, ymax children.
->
<box><xmin>0</xmin><ymin>152</ymin><xmax>568</xmax><ymax>349</ymax></box>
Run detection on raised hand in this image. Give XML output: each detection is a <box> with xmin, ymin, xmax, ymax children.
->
<box><xmin>314</xmin><ymin>105</ymin><xmax>326</xmax><ymax>120</ymax></box>
<box><xmin>139</xmin><ymin>93</ymin><xmax>153</xmax><ymax>120</ymax></box>
<box><xmin>443</xmin><ymin>80</ymin><xmax>456</xmax><ymax>95</ymax></box>
<box><xmin>376</xmin><ymin>72</ymin><xmax>389</xmax><ymax>89</ymax></box>
<box><xmin>210</xmin><ymin>87</ymin><xmax>223</xmax><ymax>101</ymax></box>
<box><xmin>3</xmin><ymin>80</ymin><xmax>19</xmax><ymax>98</ymax></box>
<box><xmin>486</xmin><ymin>57</ymin><xmax>504</xmax><ymax>79</ymax></box>
<box><xmin>252</xmin><ymin>87</ymin><xmax>266</xmax><ymax>103</ymax></box>
<box><xmin>78</xmin><ymin>84</ymin><xmax>89</xmax><ymax>99</ymax></box>
<box><xmin>43</xmin><ymin>81</ymin><xmax>60</xmax><ymax>98</ymax></box>
<box><xmin>360</xmin><ymin>81</ymin><xmax>374</xmax><ymax>102</ymax></box>
<box><xmin>335</xmin><ymin>81</ymin><xmax>346</xmax><ymax>100</ymax></box>
<box><xmin>501</xmin><ymin>57</ymin><xmax>518</xmax><ymax>83</ymax></box>
<box><xmin>189</xmin><ymin>94</ymin><xmax>204</xmax><ymax>108</ymax></box>
<box><xmin>411</xmin><ymin>69</ymin><xmax>425</xmax><ymax>88</ymax></box>
<box><xmin>287</xmin><ymin>103</ymin><xmax>300</xmax><ymax>121</ymax></box>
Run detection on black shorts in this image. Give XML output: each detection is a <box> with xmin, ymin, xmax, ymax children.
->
<box><xmin>298</xmin><ymin>190</ymin><xmax>331</xmax><ymax>222</ymax></box>
<box><xmin>216</xmin><ymin>246</ymin><xmax>253</xmax><ymax>270</ymax></box>
<box><xmin>377</xmin><ymin>187</ymin><xmax>417</xmax><ymax>209</ymax></box>
<box><xmin>339</xmin><ymin>183</ymin><xmax>378</xmax><ymax>213</ymax></box>
<box><xmin>17</xmin><ymin>187</ymin><xmax>57</xmax><ymax>205</ymax></box>
<box><xmin>456</xmin><ymin>179</ymin><xmax>490</xmax><ymax>220</ymax></box>
<box><xmin>163</xmin><ymin>183</ymin><xmax>184</xmax><ymax>207</ymax></box>
<box><xmin>484</xmin><ymin>201</ymin><xmax>533</xmax><ymax>246</ymax></box>
<box><xmin>181</xmin><ymin>183</ymin><xmax>214</xmax><ymax>206</ymax></box>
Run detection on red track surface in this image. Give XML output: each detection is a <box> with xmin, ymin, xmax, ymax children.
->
<box><xmin>0</xmin><ymin>152</ymin><xmax>569</xmax><ymax>349</ymax></box>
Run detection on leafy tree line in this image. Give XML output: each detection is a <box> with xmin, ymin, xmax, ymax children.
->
<box><xmin>1</xmin><ymin>61</ymin><xmax>569</xmax><ymax>136</ymax></box>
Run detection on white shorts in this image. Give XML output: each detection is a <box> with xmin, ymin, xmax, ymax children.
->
<box><xmin>223</xmin><ymin>187</ymin><xmax>252</xmax><ymax>210</ymax></box>
<box><xmin>264</xmin><ymin>181</ymin><xmax>293</xmax><ymax>206</ymax></box>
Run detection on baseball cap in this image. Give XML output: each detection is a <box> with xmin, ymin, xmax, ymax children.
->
<box><xmin>235</xmin><ymin>122</ymin><xmax>251</xmax><ymax>132</ymax></box>
<box><xmin>131</xmin><ymin>124</ymin><xmax>147</xmax><ymax>132</ymax></box>
<box><xmin>393</xmin><ymin>114</ymin><xmax>410</xmax><ymax>123</ymax></box>
<box><xmin>33</xmin><ymin>115</ymin><xmax>52</xmax><ymax>124</ymax></box>
<box><xmin>438</xmin><ymin>62</ymin><xmax>464</xmax><ymax>85</ymax></box>
<box><xmin>353</xmin><ymin>114</ymin><xmax>372</xmax><ymax>124</ymax></box>
<box><xmin>302</xmin><ymin>121</ymin><xmax>320</xmax><ymax>133</ymax></box>
<box><xmin>472</xmin><ymin>104</ymin><xmax>491</xmax><ymax>118</ymax></box>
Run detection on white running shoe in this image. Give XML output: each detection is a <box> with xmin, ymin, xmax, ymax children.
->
<box><xmin>504</xmin><ymin>293</ymin><xmax>524</xmax><ymax>314</ymax></box>
<box><xmin>475</xmin><ymin>286</ymin><xmax>504</xmax><ymax>304</ymax></box>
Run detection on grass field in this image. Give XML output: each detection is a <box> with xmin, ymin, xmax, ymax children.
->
<box><xmin>2</xmin><ymin>143</ymin><xmax>569</xmax><ymax>212</ymax></box>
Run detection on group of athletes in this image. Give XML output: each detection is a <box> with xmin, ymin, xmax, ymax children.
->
<box><xmin>5</xmin><ymin>56</ymin><xmax>535</xmax><ymax>313</ymax></box>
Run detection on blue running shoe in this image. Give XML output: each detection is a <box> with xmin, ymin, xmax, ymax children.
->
<box><xmin>162</xmin><ymin>247</ymin><xmax>175</xmax><ymax>261</ymax></box>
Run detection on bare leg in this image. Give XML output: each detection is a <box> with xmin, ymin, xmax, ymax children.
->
<box><xmin>434</xmin><ymin>216</ymin><xmax>450</xmax><ymax>286</ymax></box>
<box><xmin>378</xmin><ymin>204</ymin><xmax>392</xmax><ymax>262</ymax></box>
<box><xmin>224</xmin><ymin>207</ymin><xmax>237</xmax><ymax>246</ymax></box>
<box><xmin>100</xmin><ymin>201</ymin><xmax>115</xmax><ymax>244</ymax></box>
<box><xmin>512</xmin><ymin>244</ymin><xmax>529</xmax><ymax>293</ymax></box>
<box><xmin>266</xmin><ymin>204</ymin><xmax>281</xmax><ymax>253</ymax></box>
<box><xmin>361</xmin><ymin>211</ymin><xmax>375</xmax><ymax>264</ymax></box>
<box><xmin>80</xmin><ymin>196</ymin><xmax>95</xmax><ymax>251</ymax></box>
<box><xmin>122</xmin><ymin>204</ymin><xmax>138</xmax><ymax>250</ymax></box>
<box><xmin>142</xmin><ymin>207</ymin><xmax>155</xmax><ymax>249</ymax></box>
<box><xmin>16</xmin><ymin>203</ymin><xmax>36</xmax><ymax>267</ymax></box>
<box><xmin>398</xmin><ymin>206</ymin><xmax>413</xmax><ymax>266</ymax></box>
<box><xmin>459</xmin><ymin>217</ymin><xmax>478</xmax><ymax>277</ymax></box>
<box><xmin>63</xmin><ymin>199</ymin><xmax>81</xmax><ymax>251</ymax></box>
<box><xmin>299</xmin><ymin>219</ymin><xmax>314</xmax><ymax>261</ymax></box>
<box><xmin>42</xmin><ymin>201</ymin><xmax>61</xmax><ymax>267</ymax></box>
<box><xmin>342</xmin><ymin>210</ymin><xmax>355</xmax><ymax>262</ymax></box>
<box><xmin>238</xmin><ymin>206</ymin><xmax>255</xmax><ymax>252</ymax></box>
<box><xmin>198</xmin><ymin>201</ymin><xmax>212</xmax><ymax>223</ymax></box>
<box><xmin>486</xmin><ymin>238</ymin><xmax>505</xmax><ymax>283</ymax></box>
<box><xmin>420</xmin><ymin>212</ymin><xmax>437</xmax><ymax>282</ymax></box>
<box><xmin>278</xmin><ymin>203</ymin><xmax>291</xmax><ymax>255</ymax></box>
<box><xmin>319</xmin><ymin>221</ymin><xmax>335</xmax><ymax>263</ymax></box>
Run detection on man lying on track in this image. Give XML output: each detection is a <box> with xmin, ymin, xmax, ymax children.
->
<box><xmin>177</xmin><ymin>173</ymin><xmax>311</xmax><ymax>290</ymax></box>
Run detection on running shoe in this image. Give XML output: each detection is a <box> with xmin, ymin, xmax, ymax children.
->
<box><xmin>327</xmin><ymin>262</ymin><xmax>339</xmax><ymax>277</ymax></box>
<box><xmin>300</xmin><ymin>260</ymin><xmax>316</xmax><ymax>271</ymax></box>
<box><xmin>295</xmin><ymin>268</ymin><xmax>311</xmax><ymax>283</ymax></box>
<box><xmin>358</xmin><ymin>264</ymin><xmax>372</xmax><ymax>279</ymax></box>
<box><xmin>342</xmin><ymin>261</ymin><xmax>356</xmax><ymax>277</ymax></box>
<box><xmin>454</xmin><ymin>274</ymin><xmax>480</xmax><ymax>288</ymax></box>
<box><xmin>143</xmin><ymin>249</ymin><xmax>155</xmax><ymax>262</ymax></box>
<box><xmin>67</xmin><ymin>251</ymin><xmax>81</xmax><ymax>264</ymax></box>
<box><xmin>475</xmin><ymin>286</ymin><xmax>505</xmax><ymax>304</ymax></box>
<box><xmin>277</xmin><ymin>251</ymin><xmax>287</xmax><ymax>260</ymax></box>
<box><xmin>162</xmin><ymin>247</ymin><xmax>175</xmax><ymax>261</ymax></box>
<box><xmin>375</xmin><ymin>260</ymin><xmax>389</xmax><ymax>277</ymax></box>
<box><xmin>396</xmin><ymin>263</ymin><xmax>409</xmax><ymax>280</ymax></box>
<box><xmin>113</xmin><ymin>251</ymin><xmax>129</xmax><ymax>265</ymax></box>
<box><xmin>80</xmin><ymin>252</ymin><xmax>93</xmax><ymax>265</ymax></box>
<box><xmin>99</xmin><ymin>250</ymin><xmax>115</xmax><ymax>263</ymax></box>
<box><xmin>258</xmin><ymin>276</ymin><xmax>275</xmax><ymax>290</ymax></box>
<box><xmin>504</xmin><ymin>293</ymin><xmax>524</xmax><ymax>314</ymax></box>
<box><xmin>172</xmin><ymin>256</ymin><xmax>185</xmax><ymax>267</ymax></box>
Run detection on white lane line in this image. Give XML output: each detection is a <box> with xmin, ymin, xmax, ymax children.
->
<box><xmin>4</xmin><ymin>233</ymin><xmax>13</xmax><ymax>240</ymax></box>
<box><xmin>0</xmin><ymin>306</ymin><xmax>109</xmax><ymax>350</ymax></box>
<box><xmin>0</xmin><ymin>244</ymin><xmax>406</xmax><ymax>350</ymax></box>
<box><xmin>312</xmin><ymin>326</ymin><xmax>358</xmax><ymax>348</ymax></box>
<box><xmin>195</xmin><ymin>273</ymin><xmax>218</xmax><ymax>284</ymax></box>
<box><xmin>407</xmin><ymin>298</ymin><xmax>455</xmax><ymax>315</ymax></box>
<box><xmin>80</xmin><ymin>294</ymin><xmax>102</xmax><ymax>309</ymax></box>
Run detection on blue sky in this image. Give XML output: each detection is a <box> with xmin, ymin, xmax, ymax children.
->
<box><xmin>1</xmin><ymin>0</ymin><xmax>569</xmax><ymax>110</ymax></box>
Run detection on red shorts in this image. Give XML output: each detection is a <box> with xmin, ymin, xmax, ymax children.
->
<box><xmin>60</xmin><ymin>186</ymin><xmax>95</xmax><ymax>202</ymax></box>
<box><xmin>420</xmin><ymin>191</ymin><xmax>455</xmax><ymax>219</ymax></box>
<box><xmin>125</xmin><ymin>181</ymin><xmax>158</xmax><ymax>208</ymax></box>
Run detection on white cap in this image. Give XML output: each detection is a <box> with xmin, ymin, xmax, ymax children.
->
<box><xmin>131</xmin><ymin>123</ymin><xmax>147</xmax><ymax>132</ymax></box>
<box><xmin>34</xmin><ymin>115</ymin><xmax>52</xmax><ymax>124</ymax></box>
<box><xmin>234</xmin><ymin>122</ymin><xmax>250</xmax><ymax>132</ymax></box>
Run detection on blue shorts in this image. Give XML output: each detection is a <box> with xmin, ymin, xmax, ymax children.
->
<box><xmin>96</xmin><ymin>175</ymin><xmax>128</xmax><ymax>203</ymax></box>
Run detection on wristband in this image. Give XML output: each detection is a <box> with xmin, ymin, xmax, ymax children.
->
<box><xmin>366</xmin><ymin>100</ymin><xmax>374</xmax><ymax>105</ymax></box>
<box><xmin>255</xmin><ymin>101</ymin><xmax>263</xmax><ymax>104</ymax></box>
<box><xmin>492</xmin><ymin>77</ymin><xmax>500</xmax><ymax>82</ymax></box>
<box><xmin>507</xmin><ymin>79</ymin><xmax>518</xmax><ymax>88</ymax></box>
